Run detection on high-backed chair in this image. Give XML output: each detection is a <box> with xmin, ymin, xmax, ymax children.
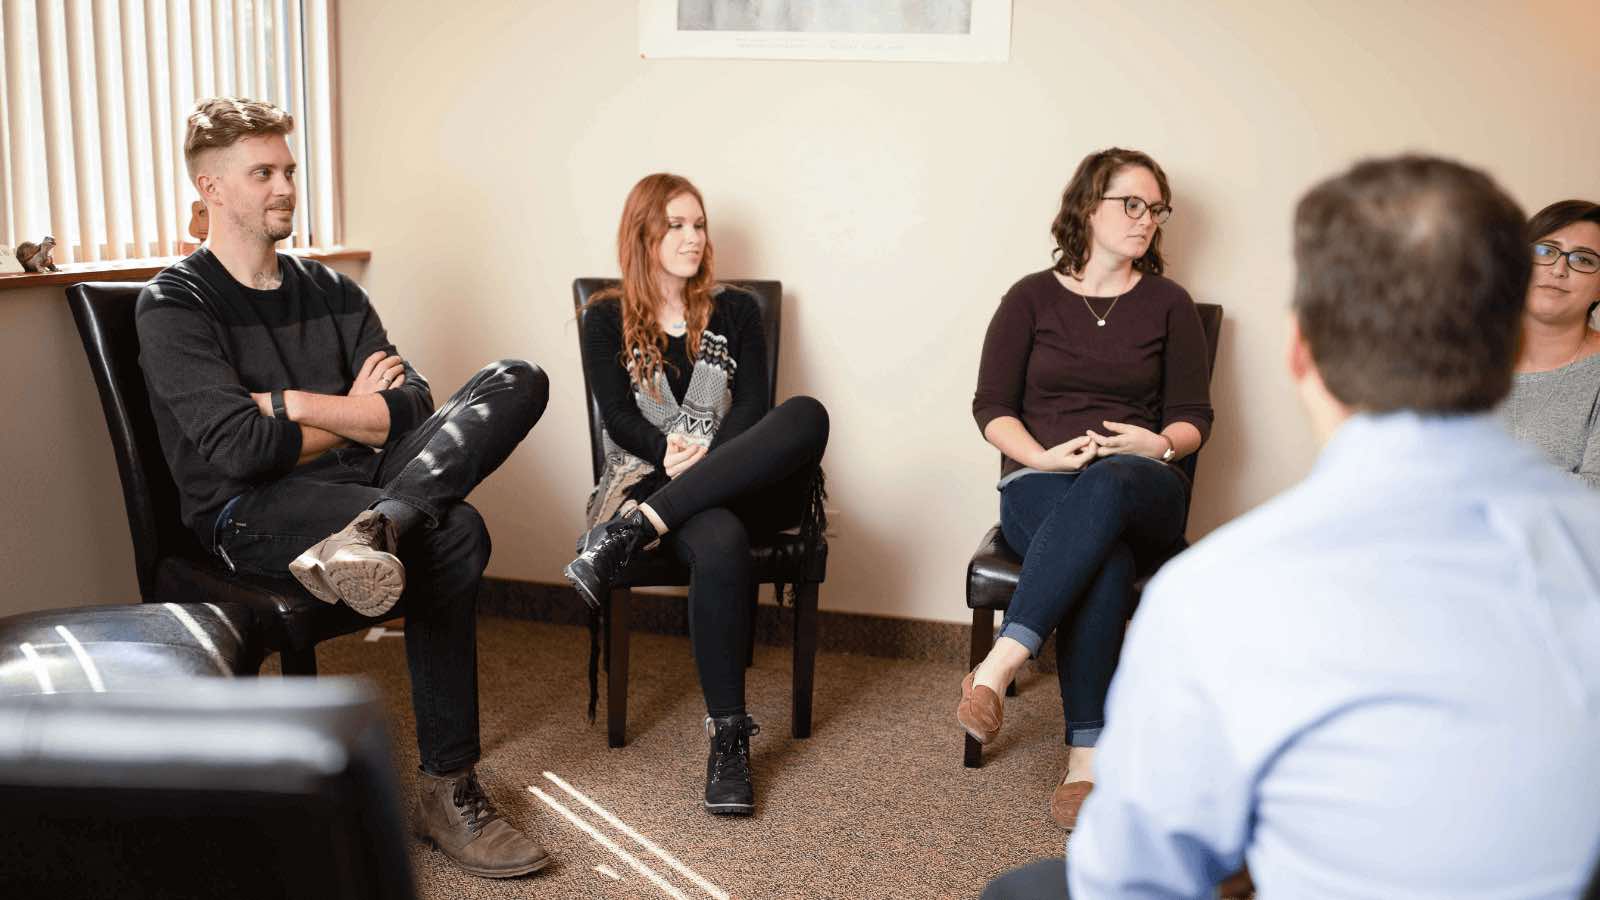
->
<box><xmin>572</xmin><ymin>278</ymin><xmax>827</xmax><ymax>747</ymax></box>
<box><xmin>0</xmin><ymin>678</ymin><xmax>418</xmax><ymax>899</ymax></box>
<box><xmin>963</xmin><ymin>302</ymin><xmax>1224</xmax><ymax>767</ymax></box>
<box><xmin>68</xmin><ymin>282</ymin><xmax>399</xmax><ymax>675</ymax></box>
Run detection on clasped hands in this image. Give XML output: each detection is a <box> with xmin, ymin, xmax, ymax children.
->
<box><xmin>1036</xmin><ymin>421</ymin><xmax>1167</xmax><ymax>473</ymax></box>
<box><xmin>664</xmin><ymin>432</ymin><xmax>707</xmax><ymax>479</ymax></box>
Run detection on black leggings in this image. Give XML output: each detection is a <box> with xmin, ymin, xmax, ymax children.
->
<box><xmin>646</xmin><ymin>396</ymin><xmax>829</xmax><ymax>717</ymax></box>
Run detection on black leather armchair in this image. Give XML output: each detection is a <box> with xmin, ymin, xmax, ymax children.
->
<box><xmin>963</xmin><ymin>302</ymin><xmax>1224</xmax><ymax>767</ymax></box>
<box><xmin>68</xmin><ymin>281</ymin><xmax>401</xmax><ymax>675</ymax></box>
<box><xmin>0</xmin><ymin>678</ymin><xmax>417</xmax><ymax>899</ymax></box>
<box><xmin>572</xmin><ymin>278</ymin><xmax>826</xmax><ymax>747</ymax></box>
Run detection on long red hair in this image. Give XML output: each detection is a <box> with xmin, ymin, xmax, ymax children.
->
<box><xmin>594</xmin><ymin>173</ymin><xmax>717</xmax><ymax>395</ymax></box>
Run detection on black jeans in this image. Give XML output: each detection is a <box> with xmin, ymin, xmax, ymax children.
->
<box><xmin>998</xmin><ymin>456</ymin><xmax>1188</xmax><ymax>747</ymax></box>
<box><xmin>214</xmin><ymin>360</ymin><xmax>548</xmax><ymax>774</ymax></box>
<box><xmin>645</xmin><ymin>396</ymin><xmax>829</xmax><ymax>717</ymax></box>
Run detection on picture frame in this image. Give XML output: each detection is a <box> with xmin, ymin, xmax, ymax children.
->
<box><xmin>639</xmin><ymin>0</ymin><xmax>1012</xmax><ymax>63</ymax></box>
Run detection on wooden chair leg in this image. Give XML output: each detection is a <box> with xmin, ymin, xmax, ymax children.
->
<box><xmin>279</xmin><ymin>645</ymin><xmax>318</xmax><ymax>676</ymax></box>
<box><xmin>965</xmin><ymin>608</ymin><xmax>994</xmax><ymax>768</ymax></box>
<box><xmin>790</xmin><ymin>581</ymin><xmax>819</xmax><ymax>739</ymax></box>
<box><xmin>744</xmin><ymin>583</ymin><xmax>759</xmax><ymax>668</ymax></box>
<box><xmin>607</xmin><ymin>587</ymin><xmax>632</xmax><ymax>749</ymax></box>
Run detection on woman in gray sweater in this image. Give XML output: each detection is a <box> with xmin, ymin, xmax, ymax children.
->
<box><xmin>1499</xmin><ymin>200</ymin><xmax>1600</xmax><ymax>489</ymax></box>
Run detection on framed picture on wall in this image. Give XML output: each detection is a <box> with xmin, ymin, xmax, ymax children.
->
<box><xmin>639</xmin><ymin>0</ymin><xmax>1012</xmax><ymax>63</ymax></box>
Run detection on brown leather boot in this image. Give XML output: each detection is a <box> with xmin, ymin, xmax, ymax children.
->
<box><xmin>290</xmin><ymin>510</ymin><xmax>404</xmax><ymax>617</ymax></box>
<box><xmin>415</xmin><ymin>768</ymin><xmax>550</xmax><ymax>878</ymax></box>
<box><xmin>957</xmin><ymin>670</ymin><xmax>1003</xmax><ymax>744</ymax></box>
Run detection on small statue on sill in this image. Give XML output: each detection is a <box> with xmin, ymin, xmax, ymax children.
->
<box><xmin>178</xmin><ymin>201</ymin><xmax>208</xmax><ymax>254</ymax></box>
<box><xmin>15</xmin><ymin>235</ymin><xmax>59</xmax><ymax>273</ymax></box>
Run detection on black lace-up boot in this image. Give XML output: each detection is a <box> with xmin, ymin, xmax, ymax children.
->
<box><xmin>564</xmin><ymin>508</ymin><xmax>659</xmax><ymax>609</ymax></box>
<box><xmin>415</xmin><ymin>768</ymin><xmax>549</xmax><ymax>878</ymax></box>
<box><xmin>703</xmin><ymin>714</ymin><xmax>760</xmax><ymax>816</ymax></box>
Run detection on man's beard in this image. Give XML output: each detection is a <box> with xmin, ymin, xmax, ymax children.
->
<box><xmin>230</xmin><ymin>205</ymin><xmax>294</xmax><ymax>242</ymax></box>
<box><xmin>264</xmin><ymin>208</ymin><xmax>294</xmax><ymax>242</ymax></box>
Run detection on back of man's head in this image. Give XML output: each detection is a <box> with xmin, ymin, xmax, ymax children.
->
<box><xmin>183</xmin><ymin>97</ymin><xmax>294</xmax><ymax>181</ymax></box>
<box><xmin>1293</xmin><ymin>155</ymin><xmax>1530</xmax><ymax>413</ymax></box>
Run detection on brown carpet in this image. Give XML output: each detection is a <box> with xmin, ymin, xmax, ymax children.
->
<box><xmin>269</xmin><ymin>615</ymin><xmax>1080</xmax><ymax>900</ymax></box>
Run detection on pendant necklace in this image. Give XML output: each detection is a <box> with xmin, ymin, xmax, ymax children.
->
<box><xmin>1081</xmin><ymin>292</ymin><xmax>1122</xmax><ymax>327</ymax></box>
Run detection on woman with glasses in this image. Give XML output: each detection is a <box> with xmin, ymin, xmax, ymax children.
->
<box><xmin>1498</xmin><ymin>200</ymin><xmax>1600</xmax><ymax>488</ymax></box>
<box><xmin>964</xmin><ymin>148</ymin><xmax>1213</xmax><ymax>830</ymax></box>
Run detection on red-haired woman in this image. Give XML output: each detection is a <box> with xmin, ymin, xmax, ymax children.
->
<box><xmin>566</xmin><ymin>173</ymin><xmax>828</xmax><ymax>816</ymax></box>
<box><xmin>964</xmin><ymin>148</ymin><xmax>1213</xmax><ymax>830</ymax></box>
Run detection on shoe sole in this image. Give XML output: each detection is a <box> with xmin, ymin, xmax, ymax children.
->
<box><xmin>563</xmin><ymin>559</ymin><xmax>604</xmax><ymax>611</ymax></box>
<box><xmin>417</xmin><ymin>837</ymin><xmax>551</xmax><ymax>878</ymax></box>
<box><xmin>704</xmin><ymin>800</ymin><xmax>754</xmax><ymax>816</ymax></box>
<box><xmin>326</xmin><ymin>549</ymin><xmax>405</xmax><ymax>617</ymax></box>
<box><xmin>288</xmin><ymin>552</ymin><xmax>339</xmax><ymax>605</ymax></box>
<box><xmin>956</xmin><ymin>709</ymin><xmax>997</xmax><ymax>745</ymax></box>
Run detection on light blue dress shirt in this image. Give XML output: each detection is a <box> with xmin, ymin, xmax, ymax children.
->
<box><xmin>1070</xmin><ymin>412</ymin><xmax>1600</xmax><ymax>899</ymax></box>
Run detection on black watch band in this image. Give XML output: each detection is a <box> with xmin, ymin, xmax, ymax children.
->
<box><xmin>270</xmin><ymin>390</ymin><xmax>288</xmax><ymax>420</ymax></box>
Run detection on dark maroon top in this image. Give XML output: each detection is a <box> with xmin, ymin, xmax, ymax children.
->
<box><xmin>973</xmin><ymin>268</ymin><xmax>1214</xmax><ymax>479</ymax></box>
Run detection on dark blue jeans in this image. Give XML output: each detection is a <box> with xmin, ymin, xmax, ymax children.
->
<box><xmin>981</xmin><ymin>858</ymin><xmax>1069</xmax><ymax>899</ymax></box>
<box><xmin>214</xmin><ymin>360</ymin><xmax>547</xmax><ymax>774</ymax></box>
<box><xmin>998</xmin><ymin>455</ymin><xmax>1187</xmax><ymax>747</ymax></box>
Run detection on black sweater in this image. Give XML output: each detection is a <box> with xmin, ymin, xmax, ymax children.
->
<box><xmin>136</xmin><ymin>248</ymin><xmax>432</xmax><ymax>538</ymax></box>
<box><xmin>582</xmin><ymin>287</ymin><xmax>768</xmax><ymax>466</ymax></box>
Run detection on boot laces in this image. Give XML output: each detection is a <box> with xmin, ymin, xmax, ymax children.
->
<box><xmin>585</xmin><ymin>515</ymin><xmax>641</xmax><ymax>565</ymax></box>
<box><xmin>451</xmin><ymin>773</ymin><xmax>498</xmax><ymax>836</ymax></box>
<box><xmin>352</xmin><ymin>512</ymin><xmax>392</xmax><ymax>549</ymax></box>
<box><xmin>709</xmin><ymin>717</ymin><xmax>760</xmax><ymax>783</ymax></box>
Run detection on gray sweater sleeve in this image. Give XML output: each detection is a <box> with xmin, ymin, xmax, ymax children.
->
<box><xmin>1581</xmin><ymin>422</ymin><xmax>1600</xmax><ymax>491</ymax></box>
<box><xmin>136</xmin><ymin>283</ymin><xmax>303</xmax><ymax>480</ymax></box>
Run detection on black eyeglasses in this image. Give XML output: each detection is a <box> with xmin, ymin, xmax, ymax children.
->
<box><xmin>1103</xmin><ymin>195</ymin><xmax>1172</xmax><ymax>224</ymax></box>
<box><xmin>1532</xmin><ymin>242</ymin><xmax>1600</xmax><ymax>275</ymax></box>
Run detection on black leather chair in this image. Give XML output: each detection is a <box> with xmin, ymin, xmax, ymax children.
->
<box><xmin>963</xmin><ymin>302</ymin><xmax>1224</xmax><ymax>767</ymax></box>
<box><xmin>68</xmin><ymin>282</ymin><xmax>400</xmax><ymax>675</ymax></box>
<box><xmin>0</xmin><ymin>601</ymin><xmax>260</xmax><ymax>693</ymax></box>
<box><xmin>572</xmin><ymin>278</ymin><xmax>826</xmax><ymax>747</ymax></box>
<box><xmin>0</xmin><ymin>678</ymin><xmax>418</xmax><ymax>899</ymax></box>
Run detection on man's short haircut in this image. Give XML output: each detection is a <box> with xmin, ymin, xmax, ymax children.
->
<box><xmin>1292</xmin><ymin>155</ymin><xmax>1530</xmax><ymax>413</ymax></box>
<box><xmin>183</xmin><ymin>97</ymin><xmax>294</xmax><ymax>180</ymax></box>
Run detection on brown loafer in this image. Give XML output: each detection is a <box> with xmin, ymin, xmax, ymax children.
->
<box><xmin>1050</xmin><ymin>778</ymin><xmax>1093</xmax><ymax>831</ymax></box>
<box><xmin>957</xmin><ymin>671</ymin><xmax>1003</xmax><ymax>744</ymax></box>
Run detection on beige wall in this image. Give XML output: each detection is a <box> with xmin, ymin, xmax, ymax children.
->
<box><xmin>0</xmin><ymin>263</ymin><xmax>363</xmax><ymax>618</ymax></box>
<box><xmin>5</xmin><ymin>1</ymin><xmax>1597</xmax><ymax>622</ymax></box>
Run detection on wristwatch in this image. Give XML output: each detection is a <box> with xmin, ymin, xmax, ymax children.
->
<box><xmin>270</xmin><ymin>390</ymin><xmax>288</xmax><ymax>420</ymax></box>
<box><xmin>1159</xmin><ymin>435</ymin><xmax>1175</xmax><ymax>462</ymax></box>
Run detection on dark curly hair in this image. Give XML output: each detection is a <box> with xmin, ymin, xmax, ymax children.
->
<box><xmin>1050</xmin><ymin>147</ymin><xmax>1171</xmax><ymax>277</ymax></box>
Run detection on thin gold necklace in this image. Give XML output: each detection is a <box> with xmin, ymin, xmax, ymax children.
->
<box><xmin>1071</xmin><ymin>272</ymin><xmax>1137</xmax><ymax>327</ymax></box>
<box><xmin>1081</xmin><ymin>292</ymin><xmax>1121</xmax><ymax>327</ymax></box>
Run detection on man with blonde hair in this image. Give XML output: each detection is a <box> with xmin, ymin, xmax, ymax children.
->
<box><xmin>137</xmin><ymin>97</ymin><xmax>551</xmax><ymax>879</ymax></box>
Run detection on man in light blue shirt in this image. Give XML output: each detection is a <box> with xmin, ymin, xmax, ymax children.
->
<box><xmin>986</xmin><ymin>156</ymin><xmax>1600</xmax><ymax>899</ymax></box>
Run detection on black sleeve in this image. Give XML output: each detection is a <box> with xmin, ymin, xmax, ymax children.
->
<box><xmin>972</xmin><ymin>284</ymin><xmax>1034</xmax><ymax>436</ymax></box>
<box><xmin>341</xmin><ymin>274</ymin><xmax>434</xmax><ymax>436</ymax></box>
<box><xmin>582</xmin><ymin>299</ymin><xmax>668</xmax><ymax>465</ymax></box>
<box><xmin>136</xmin><ymin>281</ymin><xmax>302</xmax><ymax>480</ymax></box>
<box><xmin>1160</xmin><ymin>289</ymin><xmax>1214</xmax><ymax>445</ymax></box>
<box><xmin>709</xmin><ymin>291</ymin><xmax>769</xmax><ymax>450</ymax></box>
